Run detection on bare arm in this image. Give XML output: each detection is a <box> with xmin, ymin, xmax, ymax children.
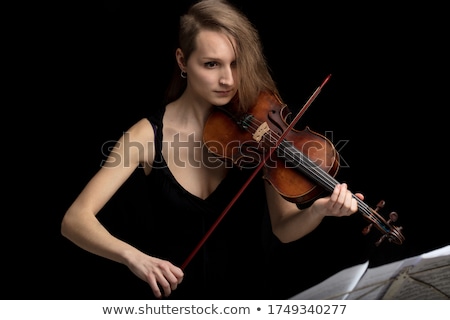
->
<box><xmin>265</xmin><ymin>181</ymin><xmax>363</xmax><ymax>243</ymax></box>
<box><xmin>61</xmin><ymin>118</ymin><xmax>183</xmax><ymax>298</ymax></box>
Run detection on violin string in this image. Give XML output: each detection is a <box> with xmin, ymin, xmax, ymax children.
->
<box><xmin>243</xmin><ymin>116</ymin><xmax>393</xmax><ymax>236</ymax></box>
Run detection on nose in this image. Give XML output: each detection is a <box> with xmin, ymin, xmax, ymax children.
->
<box><xmin>219</xmin><ymin>67</ymin><xmax>234</xmax><ymax>86</ymax></box>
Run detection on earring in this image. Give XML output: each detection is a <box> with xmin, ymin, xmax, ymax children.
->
<box><xmin>181</xmin><ymin>71</ymin><xmax>187</xmax><ymax>78</ymax></box>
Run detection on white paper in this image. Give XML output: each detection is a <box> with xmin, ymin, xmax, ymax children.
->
<box><xmin>290</xmin><ymin>245</ymin><xmax>450</xmax><ymax>300</ymax></box>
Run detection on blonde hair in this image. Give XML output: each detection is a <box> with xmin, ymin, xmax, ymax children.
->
<box><xmin>165</xmin><ymin>0</ymin><xmax>279</xmax><ymax>114</ymax></box>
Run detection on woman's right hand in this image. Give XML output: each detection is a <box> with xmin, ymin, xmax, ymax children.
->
<box><xmin>126</xmin><ymin>253</ymin><xmax>184</xmax><ymax>298</ymax></box>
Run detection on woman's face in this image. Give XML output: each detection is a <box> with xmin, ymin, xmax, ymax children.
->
<box><xmin>184</xmin><ymin>30</ymin><xmax>239</xmax><ymax>106</ymax></box>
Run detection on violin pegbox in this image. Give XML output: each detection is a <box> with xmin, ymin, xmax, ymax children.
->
<box><xmin>362</xmin><ymin>200</ymin><xmax>404</xmax><ymax>246</ymax></box>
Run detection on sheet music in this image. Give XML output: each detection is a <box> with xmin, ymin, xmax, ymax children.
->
<box><xmin>382</xmin><ymin>253</ymin><xmax>450</xmax><ymax>299</ymax></box>
<box><xmin>345</xmin><ymin>258</ymin><xmax>417</xmax><ymax>299</ymax></box>
<box><xmin>289</xmin><ymin>261</ymin><xmax>369</xmax><ymax>300</ymax></box>
<box><xmin>290</xmin><ymin>245</ymin><xmax>450</xmax><ymax>300</ymax></box>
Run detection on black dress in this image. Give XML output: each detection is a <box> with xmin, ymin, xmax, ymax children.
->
<box><xmin>100</xmin><ymin>106</ymin><xmax>276</xmax><ymax>299</ymax></box>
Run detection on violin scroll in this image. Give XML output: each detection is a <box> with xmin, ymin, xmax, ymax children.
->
<box><xmin>362</xmin><ymin>200</ymin><xmax>404</xmax><ymax>246</ymax></box>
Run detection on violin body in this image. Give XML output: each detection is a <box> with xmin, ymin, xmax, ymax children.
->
<box><xmin>204</xmin><ymin>91</ymin><xmax>339</xmax><ymax>204</ymax></box>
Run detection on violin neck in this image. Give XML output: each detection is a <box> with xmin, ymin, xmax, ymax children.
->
<box><xmin>278</xmin><ymin>141</ymin><xmax>396</xmax><ymax>235</ymax></box>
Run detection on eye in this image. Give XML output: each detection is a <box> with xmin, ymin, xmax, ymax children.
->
<box><xmin>204</xmin><ymin>61</ymin><xmax>219</xmax><ymax>68</ymax></box>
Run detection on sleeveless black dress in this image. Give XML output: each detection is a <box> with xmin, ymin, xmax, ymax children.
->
<box><xmin>104</xmin><ymin>106</ymin><xmax>276</xmax><ymax>299</ymax></box>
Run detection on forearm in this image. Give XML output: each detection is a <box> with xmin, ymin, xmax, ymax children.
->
<box><xmin>269</xmin><ymin>183</ymin><xmax>361</xmax><ymax>243</ymax></box>
<box><xmin>271</xmin><ymin>205</ymin><xmax>324</xmax><ymax>243</ymax></box>
<box><xmin>61</xmin><ymin>208</ymin><xmax>138</xmax><ymax>266</ymax></box>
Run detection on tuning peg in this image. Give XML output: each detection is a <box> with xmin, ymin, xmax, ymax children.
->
<box><xmin>387</xmin><ymin>211</ymin><xmax>398</xmax><ymax>223</ymax></box>
<box><xmin>362</xmin><ymin>200</ymin><xmax>385</xmax><ymax>235</ymax></box>
<box><xmin>374</xmin><ymin>211</ymin><xmax>403</xmax><ymax>246</ymax></box>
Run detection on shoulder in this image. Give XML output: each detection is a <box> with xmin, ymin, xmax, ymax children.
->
<box><xmin>118</xmin><ymin>118</ymin><xmax>155</xmax><ymax>164</ymax></box>
<box><xmin>127</xmin><ymin>118</ymin><xmax>154</xmax><ymax>141</ymax></box>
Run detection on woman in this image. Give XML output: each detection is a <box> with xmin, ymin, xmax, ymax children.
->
<box><xmin>61</xmin><ymin>0</ymin><xmax>362</xmax><ymax>299</ymax></box>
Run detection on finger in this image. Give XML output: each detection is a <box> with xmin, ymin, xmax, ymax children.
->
<box><xmin>330</xmin><ymin>183</ymin><xmax>341</xmax><ymax>203</ymax></box>
<box><xmin>342</xmin><ymin>190</ymin><xmax>356</xmax><ymax>215</ymax></box>
<box><xmin>331</xmin><ymin>183</ymin><xmax>348</xmax><ymax>213</ymax></box>
<box><xmin>154</xmin><ymin>272</ymin><xmax>173</xmax><ymax>297</ymax></box>
<box><xmin>337</xmin><ymin>183</ymin><xmax>348</xmax><ymax>206</ymax></box>
<box><xmin>163</xmin><ymin>267</ymin><xmax>184</xmax><ymax>291</ymax></box>
<box><xmin>147</xmin><ymin>276</ymin><xmax>163</xmax><ymax>299</ymax></box>
<box><xmin>170</xmin><ymin>265</ymin><xmax>184</xmax><ymax>284</ymax></box>
<box><xmin>355</xmin><ymin>192</ymin><xmax>364</xmax><ymax>201</ymax></box>
<box><xmin>164</xmin><ymin>273</ymin><xmax>179</xmax><ymax>291</ymax></box>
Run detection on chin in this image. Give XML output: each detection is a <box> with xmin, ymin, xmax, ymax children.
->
<box><xmin>212</xmin><ymin>96</ymin><xmax>233</xmax><ymax>106</ymax></box>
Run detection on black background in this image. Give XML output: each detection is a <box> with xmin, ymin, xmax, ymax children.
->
<box><xmin>9</xmin><ymin>0</ymin><xmax>448</xmax><ymax>299</ymax></box>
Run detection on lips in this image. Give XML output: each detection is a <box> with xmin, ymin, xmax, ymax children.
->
<box><xmin>215</xmin><ymin>89</ymin><xmax>235</xmax><ymax>96</ymax></box>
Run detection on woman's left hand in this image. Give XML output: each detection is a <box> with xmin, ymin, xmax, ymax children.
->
<box><xmin>312</xmin><ymin>183</ymin><xmax>363</xmax><ymax>217</ymax></box>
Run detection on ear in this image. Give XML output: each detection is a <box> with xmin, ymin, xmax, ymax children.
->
<box><xmin>176</xmin><ymin>48</ymin><xmax>186</xmax><ymax>71</ymax></box>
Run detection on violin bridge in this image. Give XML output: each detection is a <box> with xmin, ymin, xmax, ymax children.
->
<box><xmin>252</xmin><ymin>122</ymin><xmax>270</xmax><ymax>142</ymax></box>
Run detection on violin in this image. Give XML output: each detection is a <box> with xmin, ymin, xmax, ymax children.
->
<box><xmin>203</xmin><ymin>90</ymin><xmax>405</xmax><ymax>246</ymax></box>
